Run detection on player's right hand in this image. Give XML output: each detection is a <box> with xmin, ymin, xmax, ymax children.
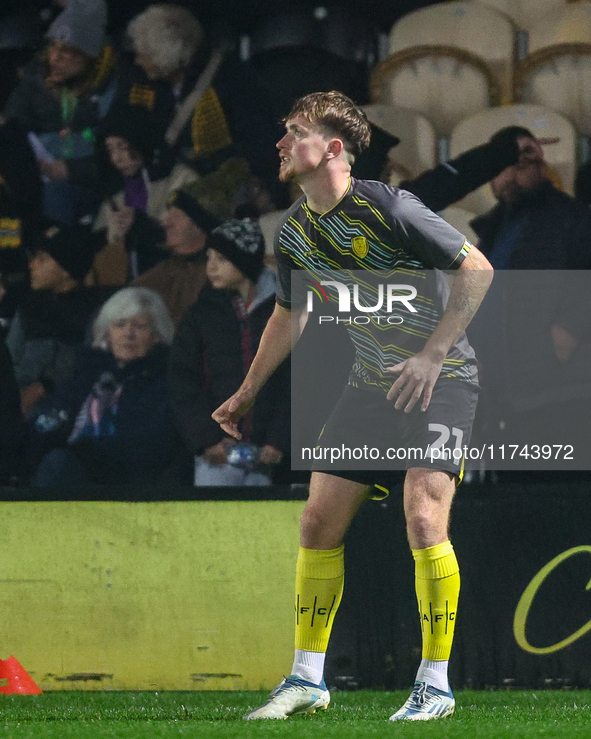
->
<box><xmin>211</xmin><ymin>389</ymin><xmax>256</xmax><ymax>440</ymax></box>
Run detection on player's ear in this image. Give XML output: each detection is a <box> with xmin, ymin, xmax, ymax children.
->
<box><xmin>326</xmin><ymin>137</ymin><xmax>344</xmax><ymax>160</ymax></box>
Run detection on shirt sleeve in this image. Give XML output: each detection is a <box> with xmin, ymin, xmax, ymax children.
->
<box><xmin>389</xmin><ymin>188</ymin><xmax>471</xmax><ymax>270</ymax></box>
<box><xmin>273</xmin><ymin>206</ymin><xmax>309</xmax><ymax>311</ymax></box>
<box><xmin>273</xmin><ymin>229</ymin><xmax>295</xmax><ymax>309</ymax></box>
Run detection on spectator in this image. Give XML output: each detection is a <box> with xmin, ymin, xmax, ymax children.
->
<box><xmin>169</xmin><ymin>218</ymin><xmax>290</xmax><ymax>486</ymax></box>
<box><xmin>132</xmin><ymin>183</ymin><xmax>220</xmax><ymax>327</ymax></box>
<box><xmin>89</xmin><ymin>104</ymin><xmax>198</xmax><ymax>285</ymax></box>
<box><xmin>0</xmin><ymin>341</ymin><xmax>27</xmax><ymax>484</ymax></box>
<box><xmin>4</xmin><ymin>0</ymin><xmax>117</xmax><ymax>223</ymax></box>
<box><xmin>124</xmin><ymin>3</ymin><xmax>287</xmax><ymax>214</ymax></box>
<box><xmin>0</xmin><ymin>115</ymin><xmax>44</xmax><ymax>326</ymax></box>
<box><xmin>29</xmin><ymin>286</ymin><xmax>177</xmax><ymax>485</ymax></box>
<box><xmin>353</xmin><ymin>123</ymin><xmax>528</xmax><ymax>213</ymax></box>
<box><xmin>6</xmin><ymin>220</ymin><xmax>99</xmax><ymax>414</ymax></box>
<box><xmin>469</xmin><ymin>127</ymin><xmax>591</xmax><ymax>469</ymax></box>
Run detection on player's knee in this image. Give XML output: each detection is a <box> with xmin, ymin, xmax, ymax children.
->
<box><xmin>300</xmin><ymin>504</ymin><xmax>343</xmax><ymax>548</ymax></box>
<box><xmin>300</xmin><ymin>504</ymin><xmax>328</xmax><ymax>538</ymax></box>
<box><xmin>406</xmin><ymin>510</ymin><xmax>442</xmax><ymax>544</ymax></box>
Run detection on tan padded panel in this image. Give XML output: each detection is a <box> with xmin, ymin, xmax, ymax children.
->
<box><xmin>474</xmin><ymin>0</ymin><xmax>567</xmax><ymax>32</ymax></box>
<box><xmin>519</xmin><ymin>51</ymin><xmax>591</xmax><ymax>134</ymax></box>
<box><xmin>363</xmin><ymin>104</ymin><xmax>437</xmax><ymax>181</ymax></box>
<box><xmin>371</xmin><ymin>49</ymin><xmax>495</xmax><ymax>137</ymax></box>
<box><xmin>528</xmin><ymin>2</ymin><xmax>591</xmax><ymax>50</ymax></box>
<box><xmin>388</xmin><ymin>1</ymin><xmax>515</xmax><ymax>101</ymax></box>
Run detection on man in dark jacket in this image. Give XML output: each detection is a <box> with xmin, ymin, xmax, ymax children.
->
<box><xmin>132</xmin><ymin>183</ymin><xmax>220</xmax><ymax>327</ymax></box>
<box><xmin>6</xmin><ymin>220</ymin><xmax>100</xmax><ymax>414</ymax></box>
<box><xmin>469</xmin><ymin>127</ymin><xmax>591</xmax><ymax>472</ymax></box>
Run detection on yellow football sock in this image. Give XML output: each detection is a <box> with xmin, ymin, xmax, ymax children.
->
<box><xmin>294</xmin><ymin>545</ymin><xmax>345</xmax><ymax>653</ymax></box>
<box><xmin>413</xmin><ymin>541</ymin><xmax>460</xmax><ymax>661</ymax></box>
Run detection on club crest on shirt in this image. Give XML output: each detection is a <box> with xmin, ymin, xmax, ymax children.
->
<box><xmin>351</xmin><ymin>236</ymin><xmax>368</xmax><ymax>258</ymax></box>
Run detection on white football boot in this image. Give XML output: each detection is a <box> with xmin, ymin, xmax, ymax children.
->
<box><xmin>389</xmin><ymin>681</ymin><xmax>455</xmax><ymax>721</ymax></box>
<box><xmin>244</xmin><ymin>675</ymin><xmax>330</xmax><ymax>720</ymax></box>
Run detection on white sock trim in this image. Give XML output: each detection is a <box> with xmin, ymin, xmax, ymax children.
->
<box><xmin>291</xmin><ymin>649</ymin><xmax>326</xmax><ymax>685</ymax></box>
<box><xmin>415</xmin><ymin>658</ymin><xmax>449</xmax><ymax>693</ymax></box>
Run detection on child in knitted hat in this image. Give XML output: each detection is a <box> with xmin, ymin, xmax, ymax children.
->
<box><xmin>205</xmin><ymin>218</ymin><xmax>265</xmax><ymax>297</ymax></box>
<box><xmin>169</xmin><ymin>217</ymin><xmax>290</xmax><ymax>487</ymax></box>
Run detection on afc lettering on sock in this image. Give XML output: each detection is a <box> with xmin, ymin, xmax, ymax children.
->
<box><xmin>295</xmin><ymin>594</ymin><xmax>337</xmax><ymax>627</ymax></box>
<box><xmin>419</xmin><ymin>600</ymin><xmax>456</xmax><ymax>634</ymax></box>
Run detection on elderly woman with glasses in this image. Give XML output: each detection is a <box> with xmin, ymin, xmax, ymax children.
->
<box><xmin>28</xmin><ymin>286</ymin><xmax>178</xmax><ymax>486</ymax></box>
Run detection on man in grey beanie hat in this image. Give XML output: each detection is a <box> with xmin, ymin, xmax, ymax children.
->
<box><xmin>46</xmin><ymin>0</ymin><xmax>108</xmax><ymax>59</ymax></box>
<box><xmin>5</xmin><ymin>0</ymin><xmax>115</xmax><ymax>224</ymax></box>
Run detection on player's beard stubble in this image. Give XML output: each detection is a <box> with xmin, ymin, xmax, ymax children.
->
<box><xmin>278</xmin><ymin>161</ymin><xmax>294</xmax><ymax>183</ymax></box>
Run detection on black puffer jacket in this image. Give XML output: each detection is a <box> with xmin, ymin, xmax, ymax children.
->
<box><xmin>6</xmin><ymin>287</ymin><xmax>104</xmax><ymax>391</ymax></box>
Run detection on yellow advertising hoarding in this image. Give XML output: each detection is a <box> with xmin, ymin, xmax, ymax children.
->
<box><xmin>0</xmin><ymin>501</ymin><xmax>304</xmax><ymax>691</ymax></box>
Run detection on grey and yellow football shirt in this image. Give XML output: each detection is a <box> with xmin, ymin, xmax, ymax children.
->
<box><xmin>274</xmin><ymin>178</ymin><xmax>478</xmax><ymax>395</ymax></box>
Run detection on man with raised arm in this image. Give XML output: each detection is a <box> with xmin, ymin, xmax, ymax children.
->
<box><xmin>213</xmin><ymin>91</ymin><xmax>493</xmax><ymax>722</ymax></box>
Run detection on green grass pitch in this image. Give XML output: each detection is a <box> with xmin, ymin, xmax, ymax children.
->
<box><xmin>1</xmin><ymin>690</ymin><xmax>590</xmax><ymax>738</ymax></box>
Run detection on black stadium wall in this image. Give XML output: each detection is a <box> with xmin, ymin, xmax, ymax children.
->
<box><xmin>326</xmin><ymin>479</ymin><xmax>591</xmax><ymax>690</ymax></box>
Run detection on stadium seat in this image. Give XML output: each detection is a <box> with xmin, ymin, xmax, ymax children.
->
<box><xmin>251</xmin><ymin>46</ymin><xmax>369</xmax><ymax>120</ymax></box>
<box><xmin>0</xmin><ymin>13</ymin><xmax>42</xmax><ymax>108</ymax></box>
<box><xmin>527</xmin><ymin>1</ymin><xmax>591</xmax><ymax>50</ymax></box>
<box><xmin>515</xmin><ymin>4</ymin><xmax>591</xmax><ymax>134</ymax></box>
<box><xmin>473</xmin><ymin>0</ymin><xmax>567</xmax><ymax>31</ymax></box>
<box><xmin>517</xmin><ymin>48</ymin><xmax>591</xmax><ymax>135</ymax></box>
<box><xmin>246</xmin><ymin>6</ymin><xmax>378</xmax><ymax>120</ymax></box>
<box><xmin>362</xmin><ymin>104</ymin><xmax>437</xmax><ymax>183</ymax></box>
<box><xmin>449</xmin><ymin>104</ymin><xmax>577</xmax><ymax>215</ymax></box>
<box><xmin>370</xmin><ymin>48</ymin><xmax>499</xmax><ymax>138</ymax></box>
<box><xmin>387</xmin><ymin>1</ymin><xmax>516</xmax><ymax>103</ymax></box>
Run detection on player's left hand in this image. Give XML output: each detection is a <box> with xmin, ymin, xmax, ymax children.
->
<box><xmin>386</xmin><ymin>352</ymin><xmax>444</xmax><ymax>413</ymax></box>
<box><xmin>212</xmin><ymin>388</ymin><xmax>256</xmax><ymax>439</ymax></box>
